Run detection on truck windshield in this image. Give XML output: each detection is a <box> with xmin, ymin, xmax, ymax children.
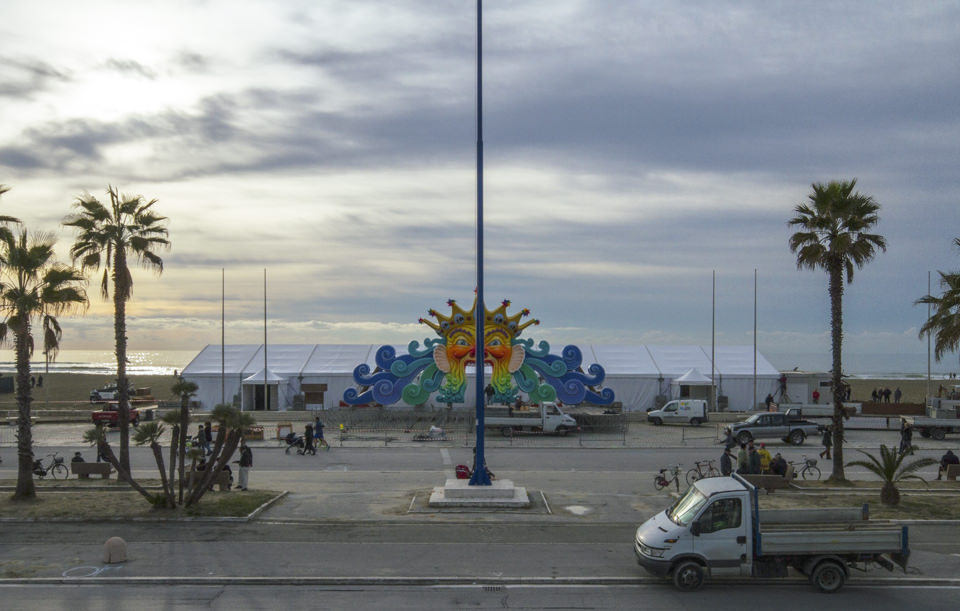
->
<box><xmin>667</xmin><ymin>487</ymin><xmax>708</xmax><ymax>526</ymax></box>
<box><xmin>743</xmin><ymin>414</ymin><xmax>761</xmax><ymax>424</ymax></box>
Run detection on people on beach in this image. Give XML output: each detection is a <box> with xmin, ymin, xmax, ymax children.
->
<box><xmin>883</xmin><ymin>387</ymin><xmax>892</xmax><ymax>403</ymax></box>
<box><xmin>894</xmin><ymin>387</ymin><xmax>902</xmax><ymax>404</ymax></box>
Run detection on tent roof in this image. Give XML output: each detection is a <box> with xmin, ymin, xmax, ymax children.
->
<box><xmin>181</xmin><ymin>344</ymin><xmax>780</xmax><ymax>378</ymax></box>
<box><xmin>673</xmin><ymin>368</ymin><xmax>713</xmax><ymax>385</ymax></box>
<box><xmin>242</xmin><ymin>368</ymin><xmax>286</xmax><ymax>384</ymax></box>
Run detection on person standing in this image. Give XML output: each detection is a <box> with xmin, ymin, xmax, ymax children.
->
<box><xmin>757</xmin><ymin>443</ymin><xmax>772</xmax><ymax>473</ymax></box>
<box><xmin>203</xmin><ymin>421</ymin><xmax>213</xmax><ymax>456</ymax></box>
<box><xmin>812</xmin><ymin>389</ymin><xmax>820</xmax><ymax>404</ymax></box>
<box><xmin>747</xmin><ymin>442</ymin><xmax>761</xmax><ymax>475</ymax></box>
<box><xmin>736</xmin><ymin>443</ymin><xmax>749</xmax><ymax>474</ymax></box>
<box><xmin>819</xmin><ymin>426</ymin><xmax>832</xmax><ymax>460</ymax></box>
<box><xmin>894</xmin><ymin>387</ymin><xmax>902</xmax><ymax>404</ymax></box>
<box><xmin>237</xmin><ymin>440</ymin><xmax>252</xmax><ymax>491</ymax></box>
<box><xmin>720</xmin><ymin>446</ymin><xmax>734</xmax><ymax>476</ymax></box>
<box><xmin>197</xmin><ymin>424</ymin><xmax>211</xmax><ymax>455</ymax></box>
<box><xmin>883</xmin><ymin>387</ymin><xmax>892</xmax><ymax>403</ymax></box>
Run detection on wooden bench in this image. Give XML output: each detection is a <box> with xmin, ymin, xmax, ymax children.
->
<box><xmin>71</xmin><ymin>462</ymin><xmax>112</xmax><ymax>479</ymax></box>
<box><xmin>189</xmin><ymin>468</ymin><xmax>232</xmax><ymax>491</ymax></box>
<box><xmin>946</xmin><ymin>464</ymin><xmax>960</xmax><ymax>481</ymax></box>
<box><xmin>742</xmin><ymin>465</ymin><xmax>794</xmax><ymax>492</ymax></box>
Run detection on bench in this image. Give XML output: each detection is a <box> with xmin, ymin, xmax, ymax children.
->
<box><xmin>741</xmin><ymin>465</ymin><xmax>794</xmax><ymax>492</ymax></box>
<box><xmin>946</xmin><ymin>464</ymin><xmax>960</xmax><ymax>481</ymax></box>
<box><xmin>189</xmin><ymin>468</ymin><xmax>232</xmax><ymax>491</ymax></box>
<box><xmin>71</xmin><ymin>462</ymin><xmax>112</xmax><ymax>479</ymax></box>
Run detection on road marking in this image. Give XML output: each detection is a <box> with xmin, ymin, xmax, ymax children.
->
<box><xmin>440</xmin><ymin>449</ymin><xmax>451</xmax><ymax>465</ymax></box>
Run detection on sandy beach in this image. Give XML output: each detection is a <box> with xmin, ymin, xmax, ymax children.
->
<box><xmin>0</xmin><ymin>372</ymin><xmax>179</xmax><ymax>409</ymax></box>
<box><xmin>0</xmin><ymin>371</ymin><xmax>947</xmax><ymax>411</ymax></box>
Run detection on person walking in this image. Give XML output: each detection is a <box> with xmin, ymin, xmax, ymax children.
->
<box><xmin>315</xmin><ymin>417</ymin><xmax>330</xmax><ymax>451</ymax></box>
<box><xmin>720</xmin><ymin>446</ymin><xmax>734</xmax><ymax>476</ymax></box>
<box><xmin>302</xmin><ymin>423</ymin><xmax>316</xmax><ymax>455</ymax></box>
<box><xmin>819</xmin><ymin>426</ymin><xmax>832</xmax><ymax>460</ymax></box>
<box><xmin>237</xmin><ymin>440</ymin><xmax>252</xmax><ymax>491</ymax></box>
<box><xmin>899</xmin><ymin>421</ymin><xmax>913</xmax><ymax>455</ymax></box>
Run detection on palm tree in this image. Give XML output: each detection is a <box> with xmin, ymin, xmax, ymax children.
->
<box><xmin>846</xmin><ymin>444</ymin><xmax>937</xmax><ymax>506</ymax></box>
<box><xmin>0</xmin><ymin>229</ymin><xmax>87</xmax><ymax>500</ymax></box>
<box><xmin>63</xmin><ymin>186</ymin><xmax>169</xmax><ymax>475</ymax></box>
<box><xmin>133</xmin><ymin>421</ymin><xmax>176</xmax><ymax>508</ymax></box>
<box><xmin>185</xmin><ymin>404</ymin><xmax>255</xmax><ymax>506</ymax></box>
<box><xmin>169</xmin><ymin>377</ymin><xmax>197</xmax><ymax>503</ymax></box>
<box><xmin>788</xmin><ymin>179</ymin><xmax>886</xmax><ymax>482</ymax></box>
<box><xmin>917</xmin><ymin>238</ymin><xmax>960</xmax><ymax>367</ymax></box>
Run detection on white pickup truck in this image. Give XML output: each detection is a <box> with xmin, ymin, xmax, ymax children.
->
<box><xmin>634</xmin><ymin>474</ymin><xmax>909</xmax><ymax>592</ymax></box>
<box><xmin>485</xmin><ymin>402</ymin><xmax>578</xmax><ymax>436</ymax></box>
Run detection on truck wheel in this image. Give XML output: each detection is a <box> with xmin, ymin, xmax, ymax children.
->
<box><xmin>689</xmin><ymin>418</ymin><xmax>701</xmax><ymax>426</ymax></box>
<box><xmin>651</xmin><ymin>417</ymin><xmax>663</xmax><ymax>426</ymax></box>
<box><xmin>931</xmin><ymin>428</ymin><xmax>946</xmax><ymax>441</ymax></box>
<box><xmin>672</xmin><ymin>560</ymin><xmax>705</xmax><ymax>591</ymax></box>
<box><xmin>789</xmin><ymin>430</ymin><xmax>806</xmax><ymax>445</ymax></box>
<box><xmin>919</xmin><ymin>430</ymin><xmax>931</xmax><ymax>438</ymax></box>
<box><xmin>810</xmin><ymin>561</ymin><xmax>845</xmax><ymax>593</ymax></box>
<box><xmin>736</xmin><ymin>431</ymin><xmax>752</xmax><ymax>445</ymax></box>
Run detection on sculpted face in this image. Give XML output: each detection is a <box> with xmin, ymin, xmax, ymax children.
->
<box><xmin>433</xmin><ymin>324</ymin><xmax>525</xmax><ymax>394</ymax></box>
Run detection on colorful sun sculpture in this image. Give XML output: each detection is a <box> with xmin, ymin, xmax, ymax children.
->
<box><xmin>342</xmin><ymin>298</ymin><xmax>615</xmax><ymax>407</ymax></box>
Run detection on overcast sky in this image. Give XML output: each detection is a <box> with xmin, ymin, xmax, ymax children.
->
<box><xmin>2</xmin><ymin>0</ymin><xmax>959</xmax><ymax>374</ymax></box>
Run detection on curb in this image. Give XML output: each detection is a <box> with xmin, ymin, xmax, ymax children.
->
<box><xmin>0</xmin><ymin>575</ymin><xmax>958</xmax><ymax>587</ymax></box>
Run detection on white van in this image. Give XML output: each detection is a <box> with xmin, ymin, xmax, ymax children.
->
<box><xmin>646</xmin><ymin>399</ymin><xmax>708</xmax><ymax>426</ymax></box>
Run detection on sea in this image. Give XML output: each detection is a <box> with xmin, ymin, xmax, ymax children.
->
<box><xmin>0</xmin><ymin>348</ymin><xmax>955</xmax><ymax>379</ymax></box>
<box><xmin>0</xmin><ymin>350</ymin><xmax>198</xmax><ymax>376</ymax></box>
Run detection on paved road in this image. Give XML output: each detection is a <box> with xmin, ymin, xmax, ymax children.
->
<box><xmin>2</xmin><ymin>422</ymin><xmax>960</xmax><ymax>610</ymax></box>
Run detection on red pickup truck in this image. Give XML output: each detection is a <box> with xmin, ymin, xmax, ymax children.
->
<box><xmin>91</xmin><ymin>404</ymin><xmax>140</xmax><ymax>427</ymax></box>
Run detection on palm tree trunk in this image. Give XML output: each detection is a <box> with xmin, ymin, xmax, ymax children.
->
<box><xmin>151</xmin><ymin>442</ymin><xmax>175</xmax><ymax>508</ymax></box>
<box><xmin>114</xmin><ymin>249</ymin><xmax>131</xmax><ymax>475</ymax></box>
<box><xmin>186</xmin><ymin>428</ymin><xmax>239</xmax><ymax>507</ymax></box>
<box><xmin>167</xmin><ymin>425</ymin><xmax>179</xmax><ymax>506</ymax></box>
<box><xmin>98</xmin><ymin>439</ymin><xmax>155</xmax><ymax>502</ymax></box>
<box><xmin>828</xmin><ymin>261</ymin><xmax>847</xmax><ymax>482</ymax></box>
<box><xmin>178</xmin><ymin>396</ymin><xmax>189</xmax><ymax>504</ymax></box>
<box><xmin>13</xmin><ymin>327</ymin><xmax>36</xmax><ymax>500</ymax></box>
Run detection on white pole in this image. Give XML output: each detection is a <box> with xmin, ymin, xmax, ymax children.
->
<box><xmin>753</xmin><ymin>268</ymin><xmax>757</xmax><ymax>412</ymax></box>
<box><xmin>264</xmin><ymin>268</ymin><xmax>268</xmax><ymax>411</ymax></box>
<box><xmin>927</xmin><ymin>270</ymin><xmax>931</xmax><ymax>400</ymax></box>
<box><xmin>711</xmin><ymin>270</ymin><xmax>716</xmax><ymax>411</ymax></box>
<box><xmin>221</xmin><ymin>268</ymin><xmax>225</xmax><ymax>406</ymax></box>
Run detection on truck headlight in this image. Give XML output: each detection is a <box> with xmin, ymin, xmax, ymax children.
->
<box><xmin>638</xmin><ymin>542</ymin><xmax>666</xmax><ymax>558</ymax></box>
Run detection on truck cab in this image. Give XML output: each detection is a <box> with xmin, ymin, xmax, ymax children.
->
<box><xmin>647</xmin><ymin>399</ymin><xmax>708</xmax><ymax>426</ymax></box>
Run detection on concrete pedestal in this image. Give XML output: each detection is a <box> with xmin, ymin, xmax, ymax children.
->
<box><xmin>428</xmin><ymin>479</ymin><xmax>531</xmax><ymax>508</ymax></box>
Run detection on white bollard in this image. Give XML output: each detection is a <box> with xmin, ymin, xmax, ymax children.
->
<box><xmin>103</xmin><ymin>536</ymin><xmax>128</xmax><ymax>563</ymax></box>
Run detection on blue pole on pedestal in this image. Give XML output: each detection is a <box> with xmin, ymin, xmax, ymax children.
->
<box><xmin>470</xmin><ymin>0</ymin><xmax>491</xmax><ymax>486</ymax></box>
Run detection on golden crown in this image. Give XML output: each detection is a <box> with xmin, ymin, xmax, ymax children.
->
<box><xmin>419</xmin><ymin>297</ymin><xmax>539</xmax><ymax>339</ymax></box>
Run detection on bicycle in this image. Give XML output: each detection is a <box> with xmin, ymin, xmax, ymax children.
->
<box><xmin>789</xmin><ymin>455</ymin><xmax>822</xmax><ymax>480</ymax></box>
<box><xmin>686</xmin><ymin>459</ymin><xmax>720</xmax><ymax>485</ymax></box>
<box><xmin>654</xmin><ymin>464</ymin><xmax>683</xmax><ymax>491</ymax></box>
<box><xmin>32</xmin><ymin>452</ymin><xmax>69</xmax><ymax>479</ymax></box>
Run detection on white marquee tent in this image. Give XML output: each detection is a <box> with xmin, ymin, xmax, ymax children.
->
<box><xmin>180</xmin><ymin>344</ymin><xmax>779</xmax><ymax>412</ymax></box>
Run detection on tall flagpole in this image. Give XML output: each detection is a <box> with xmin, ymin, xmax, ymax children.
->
<box><xmin>221</xmin><ymin>268</ymin><xmax>225</xmax><ymax>406</ymax></box>
<box><xmin>753</xmin><ymin>269</ymin><xmax>757</xmax><ymax>411</ymax></box>
<box><xmin>470</xmin><ymin>0</ymin><xmax>491</xmax><ymax>486</ymax></box>
<box><xmin>711</xmin><ymin>270</ymin><xmax>716</xmax><ymax>411</ymax></box>
<box><xmin>264</xmin><ymin>268</ymin><xmax>268</xmax><ymax>412</ymax></box>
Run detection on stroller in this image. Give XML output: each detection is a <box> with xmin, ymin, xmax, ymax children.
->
<box><xmin>284</xmin><ymin>431</ymin><xmax>305</xmax><ymax>454</ymax></box>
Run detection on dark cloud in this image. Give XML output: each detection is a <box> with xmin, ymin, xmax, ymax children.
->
<box><xmin>0</xmin><ymin>56</ymin><xmax>69</xmax><ymax>98</ymax></box>
<box><xmin>101</xmin><ymin>58</ymin><xmax>156</xmax><ymax>79</ymax></box>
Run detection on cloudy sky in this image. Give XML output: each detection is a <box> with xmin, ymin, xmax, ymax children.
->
<box><xmin>1</xmin><ymin>0</ymin><xmax>959</xmax><ymax>374</ymax></box>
